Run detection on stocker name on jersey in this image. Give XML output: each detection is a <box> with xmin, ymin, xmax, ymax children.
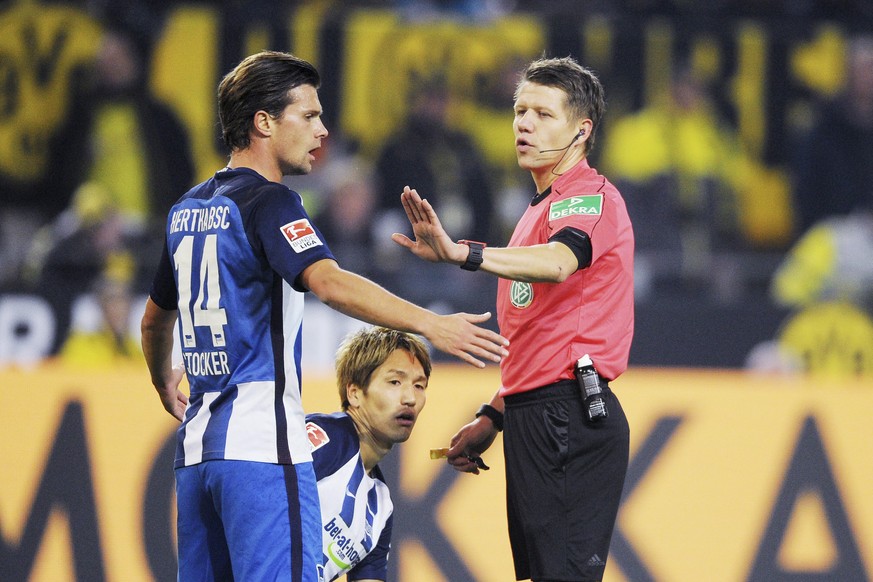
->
<box><xmin>170</xmin><ymin>205</ymin><xmax>232</xmax><ymax>234</ymax></box>
<box><xmin>324</xmin><ymin>516</ymin><xmax>364</xmax><ymax>569</ymax></box>
<box><xmin>183</xmin><ymin>350</ymin><xmax>230</xmax><ymax>376</ymax></box>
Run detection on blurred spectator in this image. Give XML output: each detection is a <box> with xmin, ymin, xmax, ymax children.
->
<box><xmin>310</xmin><ymin>153</ymin><xmax>392</xmax><ymax>282</ymax></box>
<box><xmin>22</xmin><ymin>14</ymin><xmax>194</xmax><ymax>353</ymax></box>
<box><xmin>79</xmin><ymin>20</ymin><xmax>195</xmax><ymax>288</ymax></box>
<box><xmin>24</xmin><ymin>184</ymin><xmax>132</xmax><ymax>354</ymax></box>
<box><xmin>789</xmin><ymin>34</ymin><xmax>873</xmax><ymax>236</ymax></box>
<box><xmin>0</xmin><ymin>1</ymin><xmax>102</xmax><ymax>286</ymax></box>
<box><xmin>774</xmin><ymin>300</ymin><xmax>873</xmax><ymax>378</ymax></box>
<box><xmin>747</xmin><ymin>34</ymin><xmax>873</xmax><ymax>378</ymax></box>
<box><xmin>601</xmin><ymin>59</ymin><xmax>751</xmax><ymax>297</ymax></box>
<box><xmin>374</xmin><ymin>71</ymin><xmax>496</xmax><ymax>245</ymax></box>
<box><xmin>372</xmin><ymin>71</ymin><xmax>499</xmax><ymax>313</ymax></box>
<box><xmin>456</xmin><ymin>54</ymin><xmax>535</xmax><ymax>244</ymax></box>
<box><xmin>771</xmin><ymin>211</ymin><xmax>873</xmax><ymax>311</ymax></box>
<box><xmin>748</xmin><ymin>207</ymin><xmax>873</xmax><ymax>377</ymax></box>
<box><xmin>59</xmin><ymin>255</ymin><xmax>143</xmax><ymax>368</ymax></box>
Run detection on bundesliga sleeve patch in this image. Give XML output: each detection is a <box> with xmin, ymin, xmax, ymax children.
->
<box><xmin>549</xmin><ymin>195</ymin><xmax>603</xmax><ymax>221</ymax></box>
<box><xmin>280</xmin><ymin>218</ymin><xmax>323</xmax><ymax>252</ymax></box>
<box><xmin>306</xmin><ymin>421</ymin><xmax>330</xmax><ymax>451</ymax></box>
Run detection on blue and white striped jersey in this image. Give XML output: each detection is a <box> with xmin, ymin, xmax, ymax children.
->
<box><xmin>150</xmin><ymin>167</ymin><xmax>335</xmax><ymax>468</ymax></box>
<box><xmin>306</xmin><ymin>413</ymin><xmax>393</xmax><ymax>582</ymax></box>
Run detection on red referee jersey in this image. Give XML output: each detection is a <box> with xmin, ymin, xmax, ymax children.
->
<box><xmin>497</xmin><ymin>159</ymin><xmax>634</xmax><ymax>396</ymax></box>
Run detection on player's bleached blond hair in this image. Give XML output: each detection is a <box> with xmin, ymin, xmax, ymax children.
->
<box><xmin>335</xmin><ymin>327</ymin><xmax>432</xmax><ymax>411</ymax></box>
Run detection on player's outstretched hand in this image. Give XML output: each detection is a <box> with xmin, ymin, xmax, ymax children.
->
<box><xmin>447</xmin><ymin>417</ymin><xmax>499</xmax><ymax>475</ymax></box>
<box><xmin>429</xmin><ymin>311</ymin><xmax>509</xmax><ymax>368</ymax></box>
<box><xmin>392</xmin><ymin>186</ymin><xmax>468</xmax><ymax>266</ymax></box>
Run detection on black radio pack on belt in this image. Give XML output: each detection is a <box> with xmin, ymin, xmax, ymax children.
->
<box><xmin>574</xmin><ymin>354</ymin><xmax>609</xmax><ymax>422</ymax></box>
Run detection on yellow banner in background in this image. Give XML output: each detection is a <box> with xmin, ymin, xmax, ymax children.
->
<box><xmin>0</xmin><ymin>363</ymin><xmax>179</xmax><ymax>582</ymax></box>
<box><xmin>1</xmin><ymin>364</ymin><xmax>871</xmax><ymax>581</ymax></box>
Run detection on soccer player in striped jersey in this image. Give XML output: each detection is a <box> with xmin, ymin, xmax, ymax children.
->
<box><xmin>307</xmin><ymin>326</ymin><xmax>430</xmax><ymax>581</ymax></box>
<box><xmin>140</xmin><ymin>51</ymin><xmax>507</xmax><ymax>582</ymax></box>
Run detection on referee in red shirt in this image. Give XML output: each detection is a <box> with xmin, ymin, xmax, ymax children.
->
<box><xmin>393</xmin><ymin>56</ymin><xmax>633</xmax><ymax>582</ymax></box>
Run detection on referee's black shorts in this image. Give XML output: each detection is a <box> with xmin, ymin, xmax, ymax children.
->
<box><xmin>503</xmin><ymin>380</ymin><xmax>629</xmax><ymax>582</ymax></box>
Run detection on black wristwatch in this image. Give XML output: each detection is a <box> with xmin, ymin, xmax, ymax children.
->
<box><xmin>458</xmin><ymin>240</ymin><xmax>486</xmax><ymax>271</ymax></box>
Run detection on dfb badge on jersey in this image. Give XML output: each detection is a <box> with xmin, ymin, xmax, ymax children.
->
<box><xmin>306</xmin><ymin>421</ymin><xmax>330</xmax><ymax>451</ymax></box>
<box><xmin>280</xmin><ymin>219</ymin><xmax>323</xmax><ymax>252</ymax></box>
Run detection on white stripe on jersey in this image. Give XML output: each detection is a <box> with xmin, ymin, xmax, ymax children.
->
<box><xmin>281</xmin><ymin>282</ymin><xmax>312</xmax><ymax>464</ymax></box>
<box><xmin>317</xmin><ymin>451</ymin><xmax>392</xmax><ymax>581</ymax></box>
<box><xmin>183</xmin><ymin>391</ymin><xmax>220</xmax><ymax>465</ymax></box>
<box><xmin>224</xmin><ymin>381</ymin><xmax>278</xmax><ymax>461</ymax></box>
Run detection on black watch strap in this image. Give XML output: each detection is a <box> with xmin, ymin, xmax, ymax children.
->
<box><xmin>458</xmin><ymin>240</ymin><xmax>486</xmax><ymax>271</ymax></box>
<box><xmin>475</xmin><ymin>403</ymin><xmax>504</xmax><ymax>431</ymax></box>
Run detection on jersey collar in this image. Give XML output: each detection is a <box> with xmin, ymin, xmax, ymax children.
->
<box><xmin>215</xmin><ymin>166</ymin><xmax>267</xmax><ymax>181</ymax></box>
<box><xmin>530</xmin><ymin>158</ymin><xmax>592</xmax><ymax>207</ymax></box>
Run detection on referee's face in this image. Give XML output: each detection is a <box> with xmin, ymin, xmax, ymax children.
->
<box><xmin>271</xmin><ymin>84</ymin><xmax>329</xmax><ymax>176</ymax></box>
<box><xmin>513</xmin><ymin>81</ymin><xmax>582</xmax><ymax>173</ymax></box>
<box><xmin>347</xmin><ymin>349</ymin><xmax>428</xmax><ymax>450</ymax></box>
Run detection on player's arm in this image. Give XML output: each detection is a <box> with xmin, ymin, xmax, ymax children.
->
<box><xmin>393</xmin><ymin>187</ymin><xmax>585</xmax><ymax>282</ymax></box>
<box><xmin>300</xmin><ymin>259</ymin><xmax>508</xmax><ymax>368</ymax></box>
<box><xmin>141</xmin><ymin>297</ymin><xmax>187</xmax><ymax>421</ymax></box>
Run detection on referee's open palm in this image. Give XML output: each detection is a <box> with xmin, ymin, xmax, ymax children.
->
<box><xmin>392</xmin><ymin>186</ymin><xmax>464</xmax><ymax>265</ymax></box>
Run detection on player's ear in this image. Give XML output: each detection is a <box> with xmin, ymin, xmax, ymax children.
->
<box><xmin>346</xmin><ymin>383</ymin><xmax>363</xmax><ymax>408</ymax></box>
<box><xmin>252</xmin><ymin>110</ymin><xmax>272</xmax><ymax>136</ymax></box>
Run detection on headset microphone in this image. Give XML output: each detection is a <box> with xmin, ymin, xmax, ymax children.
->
<box><xmin>538</xmin><ymin>129</ymin><xmax>585</xmax><ymax>154</ymax></box>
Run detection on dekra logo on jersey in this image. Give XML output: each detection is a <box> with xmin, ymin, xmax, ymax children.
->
<box><xmin>549</xmin><ymin>195</ymin><xmax>603</xmax><ymax>221</ymax></box>
<box><xmin>280</xmin><ymin>219</ymin><xmax>323</xmax><ymax>252</ymax></box>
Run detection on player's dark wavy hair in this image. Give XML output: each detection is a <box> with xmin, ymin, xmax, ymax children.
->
<box><xmin>335</xmin><ymin>327</ymin><xmax>432</xmax><ymax>411</ymax></box>
<box><xmin>515</xmin><ymin>56</ymin><xmax>606</xmax><ymax>155</ymax></box>
<box><xmin>218</xmin><ymin>50</ymin><xmax>320</xmax><ymax>151</ymax></box>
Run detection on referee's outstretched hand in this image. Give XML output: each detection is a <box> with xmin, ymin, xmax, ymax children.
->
<box><xmin>392</xmin><ymin>186</ymin><xmax>469</xmax><ymax>267</ymax></box>
<box><xmin>447</xmin><ymin>417</ymin><xmax>499</xmax><ymax>475</ymax></box>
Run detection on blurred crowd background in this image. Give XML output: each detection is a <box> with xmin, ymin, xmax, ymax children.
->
<box><xmin>1</xmin><ymin>0</ymin><xmax>872</xmax><ymax>375</ymax></box>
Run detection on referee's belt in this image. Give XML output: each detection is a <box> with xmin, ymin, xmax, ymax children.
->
<box><xmin>504</xmin><ymin>378</ymin><xmax>610</xmax><ymax>406</ymax></box>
